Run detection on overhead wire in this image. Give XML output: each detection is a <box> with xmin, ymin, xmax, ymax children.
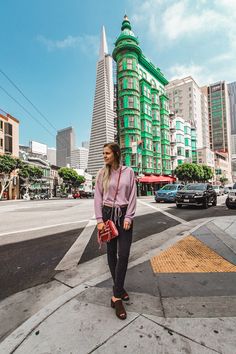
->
<box><xmin>0</xmin><ymin>69</ymin><xmax>68</xmax><ymax>147</ymax></box>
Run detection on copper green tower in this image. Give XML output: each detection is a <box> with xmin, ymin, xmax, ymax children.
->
<box><xmin>113</xmin><ymin>16</ymin><xmax>171</xmax><ymax>175</ymax></box>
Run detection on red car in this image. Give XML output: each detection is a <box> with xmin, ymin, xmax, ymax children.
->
<box><xmin>73</xmin><ymin>192</ymin><xmax>81</xmax><ymax>199</ymax></box>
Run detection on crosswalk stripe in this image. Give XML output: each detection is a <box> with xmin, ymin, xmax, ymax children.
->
<box><xmin>55</xmin><ymin>217</ymin><xmax>97</xmax><ymax>271</ymax></box>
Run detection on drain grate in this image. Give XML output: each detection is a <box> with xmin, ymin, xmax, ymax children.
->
<box><xmin>151</xmin><ymin>235</ymin><xmax>236</xmax><ymax>273</ymax></box>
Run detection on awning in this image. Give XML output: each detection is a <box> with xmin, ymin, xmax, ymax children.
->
<box><xmin>138</xmin><ymin>175</ymin><xmax>176</xmax><ymax>183</ymax></box>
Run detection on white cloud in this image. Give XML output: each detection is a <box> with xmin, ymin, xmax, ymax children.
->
<box><xmin>167</xmin><ymin>63</ymin><xmax>214</xmax><ymax>86</ymax></box>
<box><xmin>37</xmin><ymin>34</ymin><xmax>99</xmax><ymax>56</ymax></box>
<box><xmin>130</xmin><ymin>0</ymin><xmax>236</xmax><ymax>83</ymax></box>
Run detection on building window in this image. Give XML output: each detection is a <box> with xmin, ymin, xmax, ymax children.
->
<box><xmin>119</xmin><ymin>97</ymin><xmax>124</xmax><ymax>109</ymax></box>
<box><xmin>0</xmin><ymin>138</ymin><xmax>3</xmax><ymax>148</ymax></box>
<box><xmin>118</xmin><ymin>60</ymin><xmax>123</xmax><ymax>71</ymax></box>
<box><xmin>128</xmin><ymin>96</ymin><xmax>134</xmax><ymax>108</ymax></box>
<box><xmin>5</xmin><ymin>122</ymin><xmax>12</xmax><ymax>136</ymax></box>
<box><xmin>0</xmin><ymin>120</ymin><xmax>3</xmax><ymax>131</ymax></box>
<box><xmin>4</xmin><ymin>135</ymin><xmax>12</xmax><ymax>154</ymax></box>
<box><xmin>129</xmin><ymin>116</ymin><xmax>135</xmax><ymax>127</ymax></box>
<box><xmin>127</xmin><ymin>58</ymin><xmax>133</xmax><ymax>69</ymax></box>
<box><xmin>131</xmin><ymin>154</ymin><xmax>136</xmax><ymax>166</ymax></box>
<box><xmin>120</xmin><ymin>135</ymin><xmax>125</xmax><ymax>148</ymax></box>
<box><xmin>119</xmin><ymin>117</ymin><xmax>124</xmax><ymax>128</ymax></box>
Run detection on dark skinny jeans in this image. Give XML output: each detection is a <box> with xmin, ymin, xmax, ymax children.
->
<box><xmin>102</xmin><ymin>205</ymin><xmax>133</xmax><ymax>298</ymax></box>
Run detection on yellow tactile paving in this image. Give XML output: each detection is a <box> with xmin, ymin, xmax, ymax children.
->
<box><xmin>151</xmin><ymin>235</ymin><xmax>236</xmax><ymax>273</ymax></box>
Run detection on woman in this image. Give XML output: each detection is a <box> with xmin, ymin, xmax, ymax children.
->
<box><xmin>94</xmin><ymin>142</ymin><xmax>136</xmax><ymax>320</ymax></box>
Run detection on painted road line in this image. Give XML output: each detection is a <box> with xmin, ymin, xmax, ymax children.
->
<box><xmin>55</xmin><ymin>217</ymin><xmax>97</xmax><ymax>271</ymax></box>
<box><xmin>0</xmin><ymin>220</ymin><xmax>89</xmax><ymax>238</ymax></box>
<box><xmin>138</xmin><ymin>199</ymin><xmax>190</xmax><ymax>225</ymax></box>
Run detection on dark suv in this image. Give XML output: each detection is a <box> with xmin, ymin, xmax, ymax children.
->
<box><xmin>175</xmin><ymin>183</ymin><xmax>217</xmax><ymax>209</ymax></box>
<box><xmin>226</xmin><ymin>183</ymin><xmax>236</xmax><ymax>209</ymax></box>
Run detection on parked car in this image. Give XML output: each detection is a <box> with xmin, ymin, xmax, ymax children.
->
<box><xmin>225</xmin><ymin>183</ymin><xmax>236</xmax><ymax>209</ymax></box>
<box><xmin>213</xmin><ymin>185</ymin><xmax>224</xmax><ymax>196</ymax></box>
<box><xmin>155</xmin><ymin>184</ymin><xmax>184</xmax><ymax>202</ymax></box>
<box><xmin>175</xmin><ymin>183</ymin><xmax>217</xmax><ymax>209</ymax></box>
<box><xmin>73</xmin><ymin>192</ymin><xmax>81</xmax><ymax>199</ymax></box>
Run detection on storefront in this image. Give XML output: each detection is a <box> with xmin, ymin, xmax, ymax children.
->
<box><xmin>137</xmin><ymin>175</ymin><xmax>176</xmax><ymax>196</ymax></box>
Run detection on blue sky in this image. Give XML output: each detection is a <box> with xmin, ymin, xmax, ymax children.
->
<box><xmin>1</xmin><ymin>0</ymin><xmax>235</xmax><ymax>148</ymax></box>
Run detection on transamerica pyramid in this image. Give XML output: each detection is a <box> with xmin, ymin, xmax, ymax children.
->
<box><xmin>87</xmin><ymin>26</ymin><xmax>115</xmax><ymax>176</ymax></box>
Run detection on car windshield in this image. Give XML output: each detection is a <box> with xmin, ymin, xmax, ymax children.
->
<box><xmin>184</xmin><ymin>184</ymin><xmax>206</xmax><ymax>191</ymax></box>
<box><xmin>213</xmin><ymin>186</ymin><xmax>219</xmax><ymax>190</ymax></box>
<box><xmin>161</xmin><ymin>185</ymin><xmax>177</xmax><ymax>191</ymax></box>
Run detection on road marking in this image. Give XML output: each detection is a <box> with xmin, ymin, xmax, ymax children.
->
<box><xmin>138</xmin><ymin>200</ymin><xmax>190</xmax><ymax>225</ymax></box>
<box><xmin>0</xmin><ymin>220</ymin><xmax>89</xmax><ymax>238</ymax></box>
<box><xmin>55</xmin><ymin>217</ymin><xmax>97</xmax><ymax>271</ymax></box>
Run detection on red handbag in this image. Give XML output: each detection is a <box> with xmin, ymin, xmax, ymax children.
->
<box><xmin>97</xmin><ymin>167</ymin><xmax>122</xmax><ymax>248</ymax></box>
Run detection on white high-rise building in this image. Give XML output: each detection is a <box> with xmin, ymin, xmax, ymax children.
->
<box><xmin>70</xmin><ymin>147</ymin><xmax>88</xmax><ymax>170</ymax></box>
<box><xmin>87</xmin><ymin>26</ymin><xmax>115</xmax><ymax>176</ymax></box>
<box><xmin>47</xmin><ymin>147</ymin><xmax>56</xmax><ymax>166</ymax></box>
<box><xmin>166</xmin><ymin>76</ymin><xmax>210</xmax><ymax>150</ymax></box>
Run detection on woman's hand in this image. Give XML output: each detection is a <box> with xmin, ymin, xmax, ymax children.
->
<box><xmin>123</xmin><ymin>221</ymin><xmax>131</xmax><ymax>230</ymax></box>
<box><xmin>97</xmin><ymin>222</ymin><xmax>105</xmax><ymax>231</ymax></box>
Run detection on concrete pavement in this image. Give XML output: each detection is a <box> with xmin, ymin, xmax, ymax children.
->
<box><xmin>1</xmin><ymin>216</ymin><xmax>236</xmax><ymax>354</ymax></box>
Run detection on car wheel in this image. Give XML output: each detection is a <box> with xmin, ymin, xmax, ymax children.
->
<box><xmin>212</xmin><ymin>197</ymin><xmax>217</xmax><ymax>207</ymax></box>
<box><xmin>203</xmin><ymin>198</ymin><xmax>209</xmax><ymax>209</ymax></box>
<box><xmin>176</xmin><ymin>204</ymin><xmax>182</xmax><ymax>208</ymax></box>
<box><xmin>156</xmin><ymin>200</ymin><xmax>160</xmax><ymax>203</ymax></box>
<box><xmin>226</xmin><ymin>197</ymin><xmax>233</xmax><ymax>209</ymax></box>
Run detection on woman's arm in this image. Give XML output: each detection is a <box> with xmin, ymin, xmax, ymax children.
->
<box><xmin>124</xmin><ymin>169</ymin><xmax>137</xmax><ymax>224</ymax></box>
<box><xmin>94</xmin><ymin>170</ymin><xmax>104</xmax><ymax>224</ymax></box>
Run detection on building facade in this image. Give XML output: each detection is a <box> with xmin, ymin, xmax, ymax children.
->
<box><xmin>56</xmin><ymin>126</ymin><xmax>76</xmax><ymax>167</ymax></box>
<box><xmin>113</xmin><ymin>16</ymin><xmax>171</xmax><ymax>175</ymax></box>
<box><xmin>207</xmin><ymin>81</ymin><xmax>231</xmax><ymax>154</ymax></box>
<box><xmin>207</xmin><ymin>81</ymin><xmax>232</xmax><ymax>182</ymax></box>
<box><xmin>169</xmin><ymin>114</ymin><xmax>196</xmax><ymax>171</ymax></box>
<box><xmin>0</xmin><ymin>109</ymin><xmax>19</xmax><ymax>157</ymax></box>
<box><xmin>166</xmin><ymin>76</ymin><xmax>210</xmax><ymax>151</ymax></box>
<box><xmin>228</xmin><ymin>81</ymin><xmax>236</xmax><ymax>181</ymax></box>
<box><xmin>87</xmin><ymin>26</ymin><xmax>115</xmax><ymax>176</ymax></box>
<box><xmin>70</xmin><ymin>147</ymin><xmax>88</xmax><ymax>170</ymax></box>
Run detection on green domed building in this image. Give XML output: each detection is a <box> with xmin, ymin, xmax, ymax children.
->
<box><xmin>113</xmin><ymin>16</ymin><xmax>171</xmax><ymax>176</ymax></box>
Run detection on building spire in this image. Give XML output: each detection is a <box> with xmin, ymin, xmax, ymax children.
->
<box><xmin>99</xmin><ymin>25</ymin><xmax>108</xmax><ymax>60</ymax></box>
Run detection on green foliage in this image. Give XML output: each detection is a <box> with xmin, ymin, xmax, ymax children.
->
<box><xmin>0</xmin><ymin>155</ymin><xmax>22</xmax><ymax>174</ymax></box>
<box><xmin>219</xmin><ymin>176</ymin><xmax>228</xmax><ymax>185</ymax></box>
<box><xmin>19</xmin><ymin>164</ymin><xmax>43</xmax><ymax>181</ymax></box>
<box><xmin>174</xmin><ymin>163</ymin><xmax>212</xmax><ymax>183</ymax></box>
<box><xmin>175</xmin><ymin>163</ymin><xmax>198</xmax><ymax>183</ymax></box>
<box><xmin>201</xmin><ymin>165</ymin><xmax>213</xmax><ymax>182</ymax></box>
<box><xmin>58</xmin><ymin>167</ymin><xmax>85</xmax><ymax>189</ymax></box>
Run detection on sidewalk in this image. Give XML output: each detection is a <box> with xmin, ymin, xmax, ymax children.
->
<box><xmin>1</xmin><ymin>216</ymin><xmax>236</xmax><ymax>354</ymax></box>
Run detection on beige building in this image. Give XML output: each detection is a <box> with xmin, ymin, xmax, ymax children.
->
<box><xmin>214</xmin><ymin>151</ymin><xmax>232</xmax><ymax>183</ymax></box>
<box><xmin>0</xmin><ymin>110</ymin><xmax>20</xmax><ymax>199</ymax></box>
<box><xmin>0</xmin><ymin>110</ymin><xmax>19</xmax><ymax>157</ymax></box>
<box><xmin>197</xmin><ymin>147</ymin><xmax>215</xmax><ymax>168</ymax></box>
<box><xmin>166</xmin><ymin>76</ymin><xmax>210</xmax><ymax>150</ymax></box>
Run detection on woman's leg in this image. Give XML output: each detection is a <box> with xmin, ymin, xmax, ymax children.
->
<box><xmin>113</xmin><ymin>221</ymin><xmax>133</xmax><ymax>298</ymax></box>
<box><xmin>102</xmin><ymin>206</ymin><xmax>118</xmax><ymax>284</ymax></box>
<box><xmin>107</xmin><ymin>238</ymin><xmax>117</xmax><ymax>283</ymax></box>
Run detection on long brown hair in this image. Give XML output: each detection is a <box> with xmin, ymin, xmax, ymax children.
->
<box><xmin>98</xmin><ymin>142</ymin><xmax>121</xmax><ymax>193</ymax></box>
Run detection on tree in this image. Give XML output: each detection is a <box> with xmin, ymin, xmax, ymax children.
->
<box><xmin>19</xmin><ymin>164</ymin><xmax>44</xmax><ymax>195</ymax></box>
<box><xmin>174</xmin><ymin>163</ymin><xmax>203</xmax><ymax>183</ymax></box>
<box><xmin>0</xmin><ymin>155</ymin><xmax>22</xmax><ymax>200</ymax></box>
<box><xmin>58</xmin><ymin>167</ymin><xmax>85</xmax><ymax>192</ymax></box>
<box><xmin>220</xmin><ymin>176</ymin><xmax>228</xmax><ymax>185</ymax></box>
<box><xmin>201</xmin><ymin>165</ymin><xmax>213</xmax><ymax>182</ymax></box>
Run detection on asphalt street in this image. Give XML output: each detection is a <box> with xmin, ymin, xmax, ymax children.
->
<box><xmin>0</xmin><ymin>195</ymin><xmax>232</xmax><ymax>301</ymax></box>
